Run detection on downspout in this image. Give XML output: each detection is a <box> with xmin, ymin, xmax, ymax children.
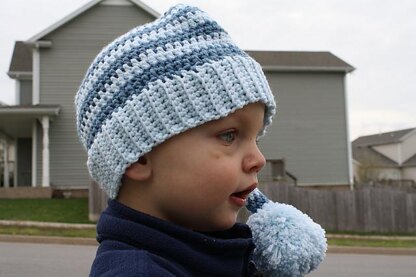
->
<box><xmin>32</xmin><ymin>47</ymin><xmax>40</xmax><ymax>104</ymax></box>
<box><xmin>344</xmin><ymin>74</ymin><xmax>354</xmax><ymax>190</ymax></box>
<box><xmin>15</xmin><ymin>80</ymin><xmax>20</xmax><ymax>105</ymax></box>
<box><xmin>398</xmin><ymin>143</ymin><xmax>402</xmax><ymax>180</ymax></box>
<box><xmin>27</xmin><ymin>40</ymin><xmax>52</xmax><ymax>187</ymax></box>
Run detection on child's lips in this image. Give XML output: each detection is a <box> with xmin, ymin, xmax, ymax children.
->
<box><xmin>229</xmin><ymin>184</ymin><xmax>257</xmax><ymax>207</ymax></box>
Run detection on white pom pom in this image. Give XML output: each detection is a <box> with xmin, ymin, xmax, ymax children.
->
<box><xmin>247</xmin><ymin>201</ymin><xmax>327</xmax><ymax>277</ymax></box>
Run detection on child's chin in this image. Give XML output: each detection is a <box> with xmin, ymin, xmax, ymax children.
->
<box><xmin>207</xmin><ymin>218</ymin><xmax>237</xmax><ymax>232</ymax></box>
<box><xmin>195</xmin><ymin>219</ymin><xmax>237</xmax><ymax>232</ymax></box>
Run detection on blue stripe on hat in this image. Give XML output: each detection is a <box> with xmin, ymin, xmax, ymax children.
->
<box><xmin>84</xmin><ymin>43</ymin><xmax>247</xmax><ymax>149</ymax></box>
<box><xmin>81</xmin><ymin>5</ymin><xmax>204</xmax><ymax>92</ymax></box>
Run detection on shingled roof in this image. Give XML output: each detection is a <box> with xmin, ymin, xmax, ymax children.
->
<box><xmin>246</xmin><ymin>51</ymin><xmax>355</xmax><ymax>72</ymax></box>
<box><xmin>403</xmin><ymin>154</ymin><xmax>416</xmax><ymax>167</ymax></box>
<box><xmin>8</xmin><ymin>41</ymin><xmax>32</xmax><ymax>76</ymax></box>
<box><xmin>8</xmin><ymin>46</ymin><xmax>354</xmax><ymax>80</ymax></box>
<box><xmin>352</xmin><ymin>145</ymin><xmax>398</xmax><ymax>167</ymax></box>
<box><xmin>352</xmin><ymin>128</ymin><xmax>416</xmax><ymax>147</ymax></box>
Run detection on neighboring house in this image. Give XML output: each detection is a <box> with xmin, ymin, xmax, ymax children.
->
<box><xmin>0</xmin><ymin>0</ymin><xmax>354</xmax><ymax>192</ymax></box>
<box><xmin>352</xmin><ymin>128</ymin><xmax>416</xmax><ymax>183</ymax></box>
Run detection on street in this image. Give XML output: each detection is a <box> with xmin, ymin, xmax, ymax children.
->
<box><xmin>0</xmin><ymin>242</ymin><xmax>415</xmax><ymax>276</ymax></box>
<box><xmin>0</xmin><ymin>242</ymin><xmax>96</xmax><ymax>277</ymax></box>
<box><xmin>308</xmin><ymin>252</ymin><xmax>416</xmax><ymax>277</ymax></box>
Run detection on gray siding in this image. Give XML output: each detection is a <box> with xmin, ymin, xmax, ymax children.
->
<box><xmin>17</xmin><ymin>138</ymin><xmax>32</xmax><ymax>186</ymax></box>
<box><xmin>20</xmin><ymin>80</ymin><xmax>32</xmax><ymax>105</ymax></box>
<box><xmin>37</xmin><ymin>4</ymin><xmax>156</xmax><ymax>187</ymax></box>
<box><xmin>258</xmin><ymin>72</ymin><xmax>350</xmax><ymax>185</ymax></box>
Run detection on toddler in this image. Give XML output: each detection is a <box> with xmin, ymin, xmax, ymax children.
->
<box><xmin>75</xmin><ymin>4</ymin><xmax>325</xmax><ymax>276</ymax></box>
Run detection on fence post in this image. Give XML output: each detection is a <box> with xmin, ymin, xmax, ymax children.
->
<box><xmin>89</xmin><ymin>181</ymin><xmax>108</xmax><ymax>222</ymax></box>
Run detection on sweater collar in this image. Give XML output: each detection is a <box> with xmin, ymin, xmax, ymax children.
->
<box><xmin>97</xmin><ymin>199</ymin><xmax>256</xmax><ymax>276</ymax></box>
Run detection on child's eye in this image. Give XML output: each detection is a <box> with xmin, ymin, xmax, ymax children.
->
<box><xmin>218</xmin><ymin>130</ymin><xmax>237</xmax><ymax>144</ymax></box>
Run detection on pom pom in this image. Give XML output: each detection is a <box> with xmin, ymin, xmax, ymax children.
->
<box><xmin>246</xmin><ymin>189</ymin><xmax>327</xmax><ymax>277</ymax></box>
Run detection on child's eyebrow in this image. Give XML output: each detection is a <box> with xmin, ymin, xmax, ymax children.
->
<box><xmin>224</xmin><ymin>112</ymin><xmax>264</xmax><ymax>133</ymax></box>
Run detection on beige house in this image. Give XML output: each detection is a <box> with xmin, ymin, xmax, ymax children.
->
<box><xmin>352</xmin><ymin>128</ymin><xmax>416</xmax><ymax>183</ymax></box>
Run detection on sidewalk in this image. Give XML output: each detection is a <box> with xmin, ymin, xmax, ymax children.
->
<box><xmin>1</xmin><ymin>220</ymin><xmax>416</xmax><ymax>255</ymax></box>
<box><xmin>0</xmin><ymin>219</ymin><xmax>95</xmax><ymax>229</ymax></box>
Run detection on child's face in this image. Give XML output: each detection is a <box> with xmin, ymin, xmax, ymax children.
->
<box><xmin>145</xmin><ymin>102</ymin><xmax>266</xmax><ymax>231</ymax></box>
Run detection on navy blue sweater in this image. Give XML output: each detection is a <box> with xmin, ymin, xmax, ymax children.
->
<box><xmin>90</xmin><ymin>200</ymin><xmax>258</xmax><ymax>276</ymax></box>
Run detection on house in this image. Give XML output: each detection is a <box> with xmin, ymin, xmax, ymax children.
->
<box><xmin>352</xmin><ymin>128</ymin><xmax>416</xmax><ymax>183</ymax></box>
<box><xmin>0</xmin><ymin>0</ymin><xmax>354</xmax><ymax>195</ymax></box>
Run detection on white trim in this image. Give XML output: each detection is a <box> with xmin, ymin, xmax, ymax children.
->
<box><xmin>7</xmin><ymin>71</ymin><xmax>32</xmax><ymax>80</ymax></box>
<box><xmin>296</xmin><ymin>182</ymin><xmax>350</xmax><ymax>187</ymax></box>
<box><xmin>101</xmin><ymin>0</ymin><xmax>133</xmax><ymax>6</ymax></box>
<box><xmin>129</xmin><ymin>0</ymin><xmax>159</xmax><ymax>17</ymax></box>
<box><xmin>15</xmin><ymin>80</ymin><xmax>20</xmax><ymax>105</ymax></box>
<box><xmin>0</xmin><ymin>106</ymin><xmax>60</xmax><ymax>116</ymax></box>
<box><xmin>41</xmin><ymin>116</ymin><xmax>50</xmax><ymax>187</ymax></box>
<box><xmin>27</xmin><ymin>0</ymin><xmax>102</xmax><ymax>42</ymax></box>
<box><xmin>344</xmin><ymin>74</ymin><xmax>354</xmax><ymax>190</ymax></box>
<box><xmin>261</xmin><ymin>65</ymin><xmax>355</xmax><ymax>73</ymax></box>
<box><xmin>398</xmin><ymin>143</ymin><xmax>402</xmax><ymax>165</ymax></box>
<box><xmin>13</xmin><ymin>140</ymin><xmax>18</xmax><ymax>188</ymax></box>
<box><xmin>27</xmin><ymin>0</ymin><xmax>159</xmax><ymax>42</ymax></box>
<box><xmin>31</xmin><ymin>121</ymin><xmax>37</xmax><ymax>187</ymax></box>
<box><xmin>32</xmin><ymin>48</ymin><xmax>40</xmax><ymax>105</ymax></box>
<box><xmin>398</xmin><ymin>128</ymin><xmax>416</xmax><ymax>142</ymax></box>
<box><xmin>2</xmin><ymin>140</ymin><xmax>9</xmax><ymax>188</ymax></box>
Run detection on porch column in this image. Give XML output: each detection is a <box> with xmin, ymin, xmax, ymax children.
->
<box><xmin>41</xmin><ymin>116</ymin><xmax>50</xmax><ymax>187</ymax></box>
<box><xmin>2</xmin><ymin>140</ymin><xmax>9</xmax><ymax>188</ymax></box>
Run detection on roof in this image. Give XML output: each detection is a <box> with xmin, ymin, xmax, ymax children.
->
<box><xmin>403</xmin><ymin>154</ymin><xmax>416</xmax><ymax>167</ymax></box>
<box><xmin>247</xmin><ymin>51</ymin><xmax>355</xmax><ymax>73</ymax></box>
<box><xmin>27</xmin><ymin>0</ymin><xmax>159</xmax><ymax>42</ymax></box>
<box><xmin>7</xmin><ymin>41</ymin><xmax>33</xmax><ymax>76</ymax></box>
<box><xmin>0</xmin><ymin>105</ymin><xmax>60</xmax><ymax>138</ymax></box>
<box><xmin>8</xmin><ymin>46</ymin><xmax>355</xmax><ymax>78</ymax></box>
<box><xmin>352</xmin><ymin>128</ymin><xmax>416</xmax><ymax>147</ymax></box>
<box><xmin>8</xmin><ymin>1</ymin><xmax>355</xmax><ymax>79</ymax></box>
<box><xmin>352</xmin><ymin>146</ymin><xmax>398</xmax><ymax>167</ymax></box>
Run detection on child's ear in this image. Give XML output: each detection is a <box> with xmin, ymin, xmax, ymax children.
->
<box><xmin>124</xmin><ymin>156</ymin><xmax>151</xmax><ymax>181</ymax></box>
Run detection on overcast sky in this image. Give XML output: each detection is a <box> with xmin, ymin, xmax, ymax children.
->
<box><xmin>1</xmin><ymin>0</ymin><xmax>415</xmax><ymax>140</ymax></box>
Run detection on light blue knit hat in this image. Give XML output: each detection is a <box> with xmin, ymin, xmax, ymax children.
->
<box><xmin>75</xmin><ymin>4</ymin><xmax>275</xmax><ymax>199</ymax></box>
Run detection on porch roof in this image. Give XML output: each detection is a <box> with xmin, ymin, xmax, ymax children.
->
<box><xmin>0</xmin><ymin>105</ymin><xmax>60</xmax><ymax>138</ymax></box>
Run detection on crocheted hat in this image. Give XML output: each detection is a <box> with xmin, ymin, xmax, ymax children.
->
<box><xmin>75</xmin><ymin>4</ymin><xmax>276</xmax><ymax>199</ymax></box>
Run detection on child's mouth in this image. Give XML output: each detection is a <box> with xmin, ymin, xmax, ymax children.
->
<box><xmin>230</xmin><ymin>184</ymin><xmax>257</xmax><ymax>207</ymax></box>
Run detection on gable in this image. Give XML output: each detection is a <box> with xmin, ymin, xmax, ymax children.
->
<box><xmin>401</xmin><ymin>131</ymin><xmax>416</xmax><ymax>162</ymax></box>
<box><xmin>27</xmin><ymin>0</ymin><xmax>158</xmax><ymax>42</ymax></box>
<box><xmin>353</xmin><ymin>145</ymin><xmax>398</xmax><ymax>168</ymax></box>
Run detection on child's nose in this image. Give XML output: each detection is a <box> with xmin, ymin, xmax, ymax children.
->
<box><xmin>243</xmin><ymin>144</ymin><xmax>266</xmax><ymax>174</ymax></box>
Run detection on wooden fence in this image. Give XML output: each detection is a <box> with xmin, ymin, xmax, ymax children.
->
<box><xmin>90</xmin><ymin>180</ymin><xmax>416</xmax><ymax>233</ymax></box>
<box><xmin>239</xmin><ymin>182</ymin><xmax>416</xmax><ymax>233</ymax></box>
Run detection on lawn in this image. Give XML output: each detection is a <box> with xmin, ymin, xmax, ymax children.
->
<box><xmin>0</xmin><ymin>198</ymin><xmax>91</xmax><ymax>224</ymax></box>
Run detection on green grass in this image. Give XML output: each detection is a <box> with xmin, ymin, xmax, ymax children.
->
<box><xmin>0</xmin><ymin>226</ymin><xmax>96</xmax><ymax>238</ymax></box>
<box><xmin>328</xmin><ymin>238</ymin><xmax>416</xmax><ymax>248</ymax></box>
<box><xmin>0</xmin><ymin>198</ymin><xmax>91</xmax><ymax>224</ymax></box>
